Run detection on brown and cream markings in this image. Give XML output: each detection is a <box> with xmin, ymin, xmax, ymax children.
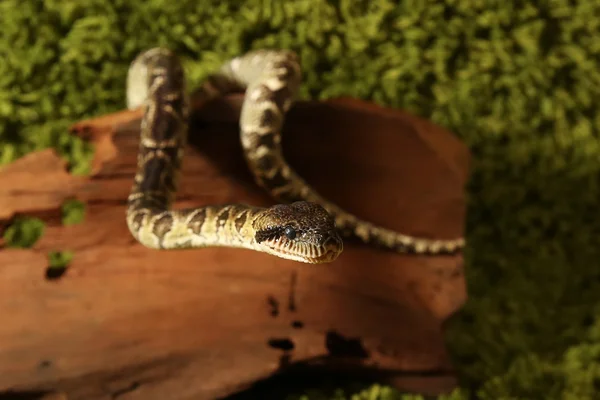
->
<box><xmin>125</xmin><ymin>47</ymin><xmax>464</xmax><ymax>264</ymax></box>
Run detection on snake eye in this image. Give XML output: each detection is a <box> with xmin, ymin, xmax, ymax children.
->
<box><xmin>283</xmin><ymin>226</ymin><xmax>297</xmax><ymax>240</ymax></box>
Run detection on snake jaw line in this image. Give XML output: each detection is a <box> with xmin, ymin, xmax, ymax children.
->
<box><xmin>256</xmin><ymin>239</ymin><xmax>342</xmax><ymax>264</ymax></box>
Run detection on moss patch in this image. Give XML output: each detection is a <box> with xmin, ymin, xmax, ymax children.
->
<box><xmin>61</xmin><ymin>199</ymin><xmax>86</xmax><ymax>225</ymax></box>
<box><xmin>2</xmin><ymin>216</ymin><xmax>45</xmax><ymax>248</ymax></box>
<box><xmin>47</xmin><ymin>250</ymin><xmax>74</xmax><ymax>269</ymax></box>
<box><xmin>46</xmin><ymin>250</ymin><xmax>74</xmax><ymax>280</ymax></box>
<box><xmin>2</xmin><ymin>0</ymin><xmax>600</xmax><ymax>398</ymax></box>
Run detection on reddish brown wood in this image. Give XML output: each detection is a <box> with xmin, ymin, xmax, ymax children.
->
<box><xmin>0</xmin><ymin>96</ymin><xmax>469</xmax><ymax>399</ymax></box>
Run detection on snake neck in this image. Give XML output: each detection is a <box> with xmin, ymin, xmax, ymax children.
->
<box><xmin>127</xmin><ymin>202</ymin><xmax>266</xmax><ymax>250</ymax></box>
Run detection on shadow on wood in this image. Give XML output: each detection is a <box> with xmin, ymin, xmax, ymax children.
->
<box><xmin>0</xmin><ymin>95</ymin><xmax>469</xmax><ymax>400</ymax></box>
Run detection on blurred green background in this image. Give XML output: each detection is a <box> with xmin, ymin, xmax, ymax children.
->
<box><xmin>2</xmin><ymin>0</ymin><xmax>599</xmax><ymax>398</ymax></box>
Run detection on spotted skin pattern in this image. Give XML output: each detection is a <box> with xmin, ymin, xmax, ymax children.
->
<box><xmin>125</xmin><ymin>48</ymin><xmax>464</xmax><ymax>264</ymax></box>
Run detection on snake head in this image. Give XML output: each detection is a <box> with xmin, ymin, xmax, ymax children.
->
<box><xmin>253</xmin><ymin>201</ymin><xmax>343</xmax><ymax>264</ymax></box>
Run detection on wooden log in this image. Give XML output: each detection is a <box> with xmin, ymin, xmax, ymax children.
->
<box><xmin>0</xmin><ymin>95</ymin><xmax>469</xmax><ymax>399</ymax></box>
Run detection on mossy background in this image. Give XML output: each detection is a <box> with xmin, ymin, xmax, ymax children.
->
<box><xmin>2</xmin><ymin>0</ymin><xmax>600</xmax><ymax>398</ymax></box>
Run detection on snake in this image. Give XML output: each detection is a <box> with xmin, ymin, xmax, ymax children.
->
<box><xmin>125</xmin><ymin>47</ymin><xmax>465</xmax><ymax>264</ymax></box>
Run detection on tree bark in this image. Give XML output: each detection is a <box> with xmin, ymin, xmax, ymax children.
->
<box><xmin>0</xmin><ymin>95</ymin><xmax>469</xmax><ymax>399</ymax></box>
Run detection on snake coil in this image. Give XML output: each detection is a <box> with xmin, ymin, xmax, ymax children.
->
<box><xmin>126</xmin><ymin>48</ymin><xmax>464</xmax><ymax>264</ymax></box>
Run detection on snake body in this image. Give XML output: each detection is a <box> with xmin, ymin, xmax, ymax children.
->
<box><xmin>126</xmin><ymin>47</ymin><xmax>464</xmax><ymax>264</ymax></box>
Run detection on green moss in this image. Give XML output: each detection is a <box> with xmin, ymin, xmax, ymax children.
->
<box><xmin>47</xmin><ymin>250</ymin><xmax>74</xmax><ymax>270</ymax></box>
<box><xmin>2</xmin><ymin>216</ymin><xmax>45</xmax><ymax>248</ymax></box>
<box><xmin>285</xmin><ymin>385</ymin><xmax>469</xmax><ymax>400</ymax></box>
<box><xmin>286</xmin><ymin>385</ymin><xmax>415</xmax><ymax>400</ymax></box>
<box><xmin>61</xmin><ymin>199</ymin><xmax>86</xmax><ymax>225</ymax></box>
<box><xmin>2</xmin><ymin>0</ymin><xmax>599</xmax><ymax>398</ymax></box>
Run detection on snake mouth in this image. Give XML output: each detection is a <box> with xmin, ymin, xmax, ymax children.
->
<box><xmin>260</xmin><ymin>238</ymin><xmax>343</xmax><ymax>264</ymax></box>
